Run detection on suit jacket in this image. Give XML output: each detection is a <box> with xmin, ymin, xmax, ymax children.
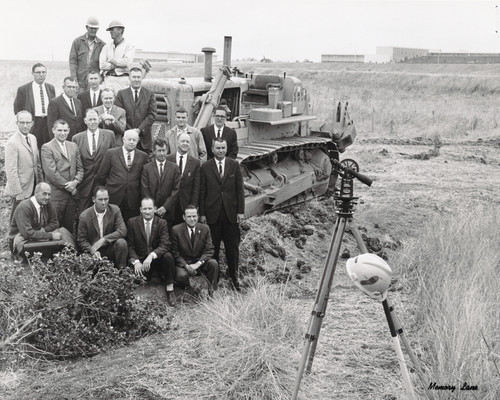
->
<box><xmin>93</xmin><ymin>104</ymin><xmax>127</xmax><ymax>145</ymax></box>
<box><xmin>115</xmin><ymin>87</ymin><xmax>156</xmax><ymax>150</ymax></box>
<box><xmin>13</xmin><ymin>82</ymin><xmax>56</xmax><ymax>115</ymax></box>
<box><xmin>201</xmin><ymin>124</ymin><xmax>238</xmax><ymax>160</ymax></box>
<box><xmin>165</xmin><ymin>125</ymin><xmax>207</xmax><ymax>162</ymax></box>
<box><xmin>77</xmin><ymin>89</ymin><xmax>103</xmax><ymax>112</ymax></box>
<box><xmin>165</xmin><ymin>153</ymin><xmax>200</xmax><ymax>213</ymax></box>
<box><xmin>69</xmin><ymin>34</ymin><xmax>105</xmax><ymax>90</ymax></box>
<box><xmin>170</xmin><ymin>222</ymin><xmax>214</xmax><ymax>267</ymax></box>
<box><xmin>72</xmin><ymin>129</ymin><xmax>116</xmax><ymax>199</ymax></box>
<box><xmin>47</xmin><ymin>95</ymin><xmax>85</xmax><ymax>140</ymax></box>
<box><xmin>96</xmin><ymin>147</ymin><xmax>148</xmax><ymax>210</ymax></box>
<box><xmin>4</xmin><ymin>131</ymin><xmax>43</xmax><ymax>200</ymax></box>
<box><xmin>127</xmin><ymin>216</ymin><xmax>170</xmax><ymax>262</ymax></box>
<box><xmin>9</xmin><ymin>198</ymin><xmax>59</xmax><ymax>241</ymax></box>
<box><xmin>200</xmin><ymin>157</ymin><xmax>245</xmax><ymax>224</ymax></box>
<box><xmin>41</xmin><ymin>139</ymin><xmax>84</xmax><ymax>202</ymax></box>
<box><xmin>77</xmin><ymin>204</ymin><xmax>126</xmax><ymax>252</ymax></box>
<box><xmin>141</xmin><ymin>159</ymin><xmax>180</xmax><ymax>221</ymax></box>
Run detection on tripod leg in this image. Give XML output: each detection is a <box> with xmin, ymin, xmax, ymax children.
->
<box><xmin>386</xmin><ymin>298</ymin><xmax>434</xmax><ymax>400</ymax></box>
<box><xmin>383</xmin><ymin>300</ymin><xmax>416</xmax><ymax>400</ymax></box>
<box><xmin>349</xmin><ymin>220</ymin><xmax>368</xmax><ymax>254</ymax></box>
<box><xmin>291</xmin><ymin>216</ymin><xmax>348</xmax><ymax>400</ymax></box>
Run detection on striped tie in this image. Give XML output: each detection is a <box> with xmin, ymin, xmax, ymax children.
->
<box><xmin>40</xmin><ymin>85</ymin><xmax>46</xmax><ymax>114</ymax></box>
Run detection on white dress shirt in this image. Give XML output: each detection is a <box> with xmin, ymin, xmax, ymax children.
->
<box><xmin>87</xmin><ymin>129</ymin><xmax>100</xmax><ymax>156</ymax></box>
<box><xmin>176</xmin><ymin>152</ymin><xmax>187</xmax><ymax>175</ymax></box>
<box><xmin>31</xmin><ymin>81</ymin><xmax>49</xmax><ymax>117</ymax></box>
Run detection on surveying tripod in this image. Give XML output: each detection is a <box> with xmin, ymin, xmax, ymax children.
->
<box><xmin>291</xmin><ymin>158</ymin><xmax>373</xmax><ymax>399</ymax></box>
<box><xmin>291</xmin><ymin>159</ymin><xmax>431</xmax><ymax>400</ymax></box>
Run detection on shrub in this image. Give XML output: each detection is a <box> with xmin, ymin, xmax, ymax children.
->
<box><xmin>0</xmin><ymin>247</ymin><xmax>163</xmax><ymax>363</ymax></box>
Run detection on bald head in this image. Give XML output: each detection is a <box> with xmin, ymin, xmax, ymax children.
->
<box><xmin>177</xmin><ymin>132</ymin><xmax>190</xmax><ymax>155</ymax></box>
<box><xmin>123</xmin><ymin>129</ymin><xmax>140</xmax><ymax>151</ymax></box>
<box><xmin>34</xmin><ymin>182</ymin><xmax>51</xmax><ymax>205</ymax></box>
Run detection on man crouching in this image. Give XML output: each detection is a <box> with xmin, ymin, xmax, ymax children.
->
<box><xmin>126</xmin><ymin>197</ymin><xmax>176</xmax><ymax>306</ymax></box>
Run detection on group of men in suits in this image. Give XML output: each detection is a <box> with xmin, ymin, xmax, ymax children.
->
<box><xmin>8</xmin><ymin>57</ymin><xmax>246</xmax><ymax>295</ymax></box>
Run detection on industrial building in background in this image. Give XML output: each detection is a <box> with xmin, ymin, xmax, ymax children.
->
<box><xmin>322</xmin><ymin>46</ymin><xmax>500</xmax><ymax>64</ymax></box>
<box><xmin>135</xmin><ymin>49</ymin><xmax>217</xmax><ymax>63</ymax></box>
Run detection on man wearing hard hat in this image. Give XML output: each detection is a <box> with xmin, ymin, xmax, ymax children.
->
<box><xmin>69</xmin><ymin>17</ymin><xmax>105</xmax><ymax>92</ymax></box>
<box><xmin>99</xmin><ymin>20</ymin><xmax>135</xmax><ymax>92</ymax></box>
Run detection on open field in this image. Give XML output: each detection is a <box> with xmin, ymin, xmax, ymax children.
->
<box><xmin>1</xmin><ymin>60</ymin><xmax>499</xmax><ymax>399</ymax></box>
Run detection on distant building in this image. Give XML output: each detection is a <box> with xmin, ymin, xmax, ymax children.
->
<box><xmin>376</xmin><ymin>46</ymin><xmax>429</xmax><ymax>62</ymax></box>
<box><xmin>135</xmin><ymin>50</ymin><xmax>217</xmax><ymax>63</ymax></box>
<box><xmin>321</xmin><ymin>54</ymin><xmax>364</xmax><ymax>63</ymax></box>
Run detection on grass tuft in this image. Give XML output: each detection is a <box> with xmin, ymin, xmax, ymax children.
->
<box><xmin>398</xmin><ymin>204</ymin><xmax>500</xmax><ymax>399</ymax></box>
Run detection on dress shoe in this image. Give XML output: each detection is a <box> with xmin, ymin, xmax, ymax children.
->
<box><xmin>166</xmin><ymin>290</ymin><xmax>177</xmax><ymax>307</ymax></box>
<box><xmin>230</xmin><ymin>277</ymin><xmax>241</xmax><ymax>292</ymax></box>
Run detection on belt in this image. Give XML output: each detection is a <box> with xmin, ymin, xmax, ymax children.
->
<box><xmin>107</xmin><ymin>71</ymin><xmax>129</xmax><ymax>77</ymax></box>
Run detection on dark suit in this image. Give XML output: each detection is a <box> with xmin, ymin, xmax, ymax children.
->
<box><xmin>171</xmin><ymin>222</ymin><xmax>219</xmax><ymax>288</ymax></box>
<box><xmin>77</xmin><ymin>204</ymin><xmax>127</xmax><ymax>267</ymax></box>
<box><xmin>47</xmin><ymin>95</ymin><xmax>85</xmax><ymax>141</ymax></box>
<box><xmin>77</xmin><ymin>89</ymin><xmax>103</xmax><ymax>113</ymax></box>
<box><xmin>127</xmin><ymin>216</ymin><xmax>175</xmax><ymax>284</ymax></box>
<box><xmin>115</xmin><ymin>87</ymin><xmax>156</xmax><ymax>151</ymax></box>
<box><xmin>166</xmin><ymin>153</ymin><xmax>200</xmax><ymax>224</ymax></box>
<box><xmin>9</xmin><ymin>198</ymin><xmax>74</xmax><ymax>256</ymax></box>
<box><xmin>94</xmin><ymin>104</ymin><xmax>127</xmax><ymax>146</ymax></box>
<box><xmin>96</xmin><ymin>147</ymin><xmax>148</xmax><ymax>221</ymax></box>
<box><xmin>201</xmin><ymin>125</ymin><xmax>238</xmax><ymax>160</ymax></box>
<box><xmin>141</xmin><ymin>160</ymin><xmax>180</xmax><ymax>224</ymax></box>
<box><xmin>41</xmin><ymin>139</ymin><xmax>84</xmax><ymax>232</ymax></box>
<box><xmin>13</xmin><ymin>82</ymin><xmax>56</xmax><ymax>149</ymax></box>
<box><xmin>200</xmin><ymin>157</ymin><xmax>245</xmax><ymax>280</ymax></box>
<box><xmin>72</xmin><ymin>129</ymin><xmax>116</xmax><ymax>212</ymax></box>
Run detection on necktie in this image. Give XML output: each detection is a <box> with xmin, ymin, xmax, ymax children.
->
<box><xmin>145</xmin><ymin>221</ymin><xmax>151</xmax><ymax>244</ymax></box>
<box><xmin>127</xmin><ymin>151</ymin><xmax>132</xmax><ymax>168</ymax></box>
<box><xmin>217</xmin><ymin>129</ymin><xmax>221</xmax><ymax>139</ymax></box>
<box><xmin>134</xmin><ymin>90</ymin><xmax>139</xmax><ymax>103</ymax></box>
<box><xmin>70</xmin><ymin>98</ymin><xmax>76</xmax><ymax>115</ymax></box>
<box><xmin>159</xmin><ymin>162</ymin><xmax>163</xmax><ymax>176</ymax></box>
<box><xmin>92</xmin><ymin>133</ymin><xmax>96</xmax><ymax>155</ymax></box>
<box><xmin>25</xmin><ymin>135</ymin><xmax>31</xmax><ymax>148</ymax></box>
<box><xmin>60</xmin><ymin>141</ymin><xmax>67</xmax><ymax>158</ymax></box>
<box><xmin>179</xmin><ymin>155</ymin><xmax>183</xmax><ymax>173</ymax></box>
<box><xmin>218</xmin><ymin>161</ymin><xmax>223</xmax><ymax>176</ymax></box>
<box><xmin>40</xmin><ymin>85</ymin><xmax>46</xmax><ymax>114</ymax></box>
<box><xmin>190</xmin><ymin>227</ymin><xmax>195</xmax><ymax>246</ymax></box>
<box><xmin>92</xmin><ymin>92</ymin><xmax>97</xmax><ymax>107</ymax></box>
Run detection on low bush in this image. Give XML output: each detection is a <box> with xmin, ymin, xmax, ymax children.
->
<box><xmin>0</xmin><ymin>247</ymin><xmax>163</xmax><ymax>364</ymax></box>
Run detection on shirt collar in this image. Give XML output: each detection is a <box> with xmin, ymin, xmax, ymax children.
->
<box><xmin>30</xmin><ymin>196</ymin><xmax>41</xmax><ymax>210</ymax></box>
<box><xmin>85</xmin><ymin>34</ymin><xmax>98</xmax><ymax>44</ymax></box>
<box><xmin>62</xmin><ymin>93</ymin><xmax>74</xmax><ymax>103</ymax></box>
<box><xmin>87</xmin><ymin>128</ymin><xmax>99</xmax><ymax>136</ymax></box>
<box><xmin>94</xmin><ymin>206</ymin><xmax>107</xmax><ymax>216</ymax></box>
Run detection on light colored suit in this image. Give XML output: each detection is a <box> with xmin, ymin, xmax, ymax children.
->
<box><xmin>41</xmin><ymin>138</ymin><xmax>84</xmax><ymax>231</ymax></box>
<box><xmin>165</xmin><ymin>125</ymin><xmax>207</xmax><ymax>162</ymax></box>
<box><xmin>5</xmin><ymin>131</ymin><xmax>43</xmax><ymax>200</ymax></box>
<box><xmin>93</xmin><ymin>104</ymin><xmax>127</xmax><ymax>146</ymax></box>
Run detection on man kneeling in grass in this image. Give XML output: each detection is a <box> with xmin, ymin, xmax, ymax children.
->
<box><xmin>126</xmin><ymin>197</ymin><xmax>177</xmax><ymax>307</ymax></box>
<box><xmin>9</xmin><ymin>182</ymin><xmax>75</xmax><ymax>260</ymax></box>
<box><xmin>170</xmin><ymin>205</ymin><xmax>219</xmax><ymax>296</ymax></box>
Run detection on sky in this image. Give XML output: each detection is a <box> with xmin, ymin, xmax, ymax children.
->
<box><xmin>2</xmin><ymin>0</ymin><xmax>500</xmax><ymax>62</ymax></box>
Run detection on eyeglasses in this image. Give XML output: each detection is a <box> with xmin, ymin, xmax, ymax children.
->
<box><xmin>215</xmin><ymin>115</ymin><xmax>226</xmax><ymax>119</ymax></box>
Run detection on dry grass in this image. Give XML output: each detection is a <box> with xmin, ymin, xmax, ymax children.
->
<box><xmin>397</xmin><ymin>204</ymin><xmax>500</xmax><ymax>399</ymax></box>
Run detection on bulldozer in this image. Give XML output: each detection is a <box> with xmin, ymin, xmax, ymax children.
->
<box><xmin>142</xmin><ymin>37</ymin><xmax>356</xmax><ymax>218</ymax></box>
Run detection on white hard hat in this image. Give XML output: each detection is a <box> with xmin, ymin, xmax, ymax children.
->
<box><xmin>86</xmin><ymin>17</ymin><xmax>99</xmax><ymax>28</ymax></box>
<box><xmin>107</xmin><ymin>20</ymin><xmax>125</xmax><ymax>31</ymax></box>
<box><xmin>346</xmin><ymin>253</ymin><xmax>392</xmax><ymax>301</ymax></box>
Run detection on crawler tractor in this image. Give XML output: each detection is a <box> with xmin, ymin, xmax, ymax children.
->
<box><xmin>142</xmin><ymin>37</ymin><xmax>356</xmax><ymax>217</ymax></box>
